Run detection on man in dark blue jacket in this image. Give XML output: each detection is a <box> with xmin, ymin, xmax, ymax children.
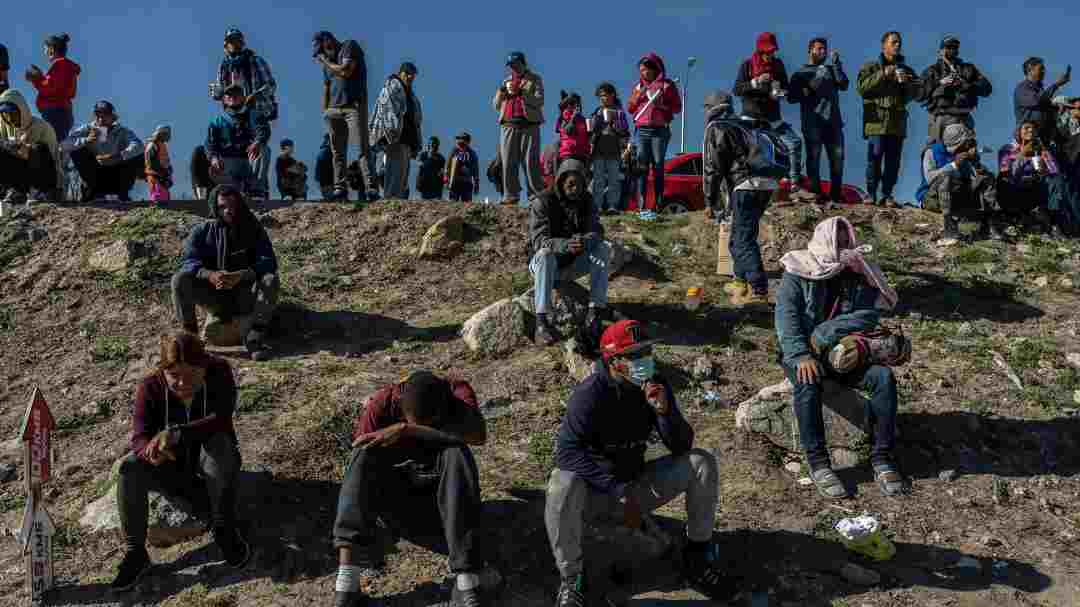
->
<box><xmin>1014</xmin><ymin>57</ymin><xmax>1071</xmax><ymax>146</ymax></box>
<box><xmin>544</xmin><ymin>320</ymin><xmax>733</xmax><ymax>607</ymax></box>
<box><xmin>205</xmin><ymin>84</ymin><xmax>272</xmax><ymax>199</ymax></box>
<box><xmin>172</xmin><ymin>185</ymin><xmax>279</xmax><ymax>359</ymax></box>
<box><xmin>789</xmin><ymin>37</ymin><xmax>849</xmax><ymax>206</ymax></box>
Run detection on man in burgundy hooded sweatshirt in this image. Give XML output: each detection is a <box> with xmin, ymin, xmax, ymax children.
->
<box><xmin>627</xmin><ymin>53</ymin><xmax>681</xmax><ymax>210</ymax></box>
<box><xmin>26</xmin><ymin>33</ymin><xmax>81</xmax><ymax>141</ymax></box>
<box><xmin>734</xmin><ymin>32</ymin><xmax>811</xmax><ymax>199</ymax></box>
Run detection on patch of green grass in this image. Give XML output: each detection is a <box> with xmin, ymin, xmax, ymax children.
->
<box><xmin>795</xmin><ymin>206</ymin><xmax>819</xmax><ymax>230</ymax></box>
<box><xmin>92</xmin><ymin>335</ymin><xmax>130</xmax><ymax>362</ymax></box>
<box><xmin>507</xmin><ymin>270</ymin><xmax>532</xmax><ymax>297</ymax></box>
<box><xmin>0</xmin><ymin>239</ymin><xmax>32</xmax><ymax>267</ymax></box>
<box><xmin>237</xmin><ymin>383</ymin><xmax>276</xmax><ymax>415</ymax></box>
<box><xmin>857</xmin><ymin>226</ymin><xmax>902</xmax><ymax>269</ymax></box>
<box><xmin>1008</xmin><ymin>337</ymin><xmax>1055</xmax><ymax>372</ymax></box>
<box><xmin>52</xmin><ymin>520</ymin><xmax>84</xmax><ymax>550</ymax></box>
<box><xmin>263</xmin><ymin>359</ymin><xmax>301</xmax><ymax>373</ymax></box>
<box><xmin>0</xmin><ymin>493</ymin><xmax>25</xmax><ymax>513</ymax></box>
<box><xmin>1018</xmin><ymin>236</ymin><xmax>1066</xmax><ymax>275</ymax></box>
<box><xmin>954</xmin><ymin>244</ymin><xmax>998</xmax><ymax>266</ymax></box>
<box><xmin>0</xmin><ymin>304</ymin><xmax>13</xmax><ymax>332</ymax></box>
<box><xmin>464</xmin><ymin>204</ymin><xmax>499</xmax><ymax>230</ymax></box>
<box><xmin>111</xmin><ymin>207</ymin><xmax>177</xmax><ymax>240</ymax></box>
<box><xmin>528</xmin><ymin>432</ymin><xmax>555</xmax><ymax>474</ymax></box>
<box><xmin>963</xmin><ymin>398</ymin><xmax>993</xmax><ymax>416</ymax></box>
<box><xmin>90</xmin><ymin>254</ymin><xmax>179</xmax><ymax>299</ymax></box>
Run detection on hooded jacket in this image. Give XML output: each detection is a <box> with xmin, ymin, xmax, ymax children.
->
<box><xmin>370</xmin><ymin>74</ymin><xmax>423</xmax><ymax>150</ymax></box>
<box><xmin>702</xmin><ymin>109</ymin><xmax>775</xmax><ymax>206</ymax></box>
<box><xmin>445</xmin><ymin>145</ymin><xmax>478</xmax><ymax>187</ymax></box>
<box><xmin>63</xmin><ymin>117</ymin><xmax>143</xmax><ymax>166</ymax></box>
<box><xmin>557</xmin><ymin>108</ymin><xmax>591</xmax><ymax>160</ymax></box>
<box><xmin>627</xmin><ymin>53</ymin><xmax>682</xmax><ymax>128</ymax></box>
<box><xmin>214</xmin><ymin>48</ymin><xmax>277</xmax><ymax>120</ymax></box>
<box><xmin>733</xmin><ymin>40</ymin><xmax>791</xmax><ymax>123</ymax></box>
<box><xmin>29</xmin><ymin>56</ymin><xmax>80</xmax><ymax>111</ymax></box>
<box><xmin>493</xmin><ymin>68</ymin><xmax>545</xmax><ymax>125</ymax></box>
<box><xmin>918</xmin><ymin>56</ymin><xmax>992</xmax><ymax>116</ymax></box>
<box><xmin>205</xmin><ymin>106</ymin><xmax>270</xmax><ymax>160</ymax></box>
<box><xmin>856</xmin><ymin>53</ymin><xmax>920</xmax><ymax>138</ymax></box>
<box><xmin>180</xmin><ymin>185</ymin><xmax>278</xmax><ymax>280</ymax></box>
<box><xmin>0</xmin><ymin>89</ymin><xmax>64</xmax><ymax>187</ymax></box>
<box><xmin>528</xmin><ymin>158</ymin><xmax>604</xmax><ymax>267</ymax></box>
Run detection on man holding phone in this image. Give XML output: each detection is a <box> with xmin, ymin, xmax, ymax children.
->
<box><xmin>172</xmin><ymin>185</ymin><xmax>279</xmax><ymax>360</ymax></box>
<box><xmin>545</xmin><ymin>320</ymin><xmax>734</xmax><ymax>606</ymax></box>
<box><xmin>1014</xmin><ymin>57</ymin><xmax>1072</xmax><ymax>146</ymax></box>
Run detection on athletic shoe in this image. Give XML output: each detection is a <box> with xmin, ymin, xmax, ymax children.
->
<box><xmin>213</xmin><ymin>526</ymin><xmax>252</xmax><ymax>568</ymax></box>
<box><xmin>110</xmin><ymin>548</ymin><xmax>151</xmax><ymax>592</ymax></box>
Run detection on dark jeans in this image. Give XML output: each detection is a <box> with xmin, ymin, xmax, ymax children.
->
<box><xmin>171</xmin><ymin>271</ymin><xmax>279</xmax><ymax>330</ymax></box>
<box><xmin>117</xmin><ymin>432</ymin><xmax>241</xmax><ymax>552</ymax></box>
<box><xmin>70</xmin><ymin>147</ymin><xmax>143</xmax><ymax>198</ymax></box>
<box><xmin>730</xmin><ymin>189</ymin><xmax>771</xmax><ymax>294</ymax></box>
<box><xmin>0</xmin><ymin>144</ymin><xmax>58</xmax><ymax>193</ymax></box>
<box><xmin>41</xmin><ymin>106</ymin><xmax>74</xmax><ymax>142</ymax></box>
<box><xmin>805</xmin><ymin>124</ymin><xmax>845</xmax><ymax>201</ymax></box>
<box><xmin>637</xmin><ymin>126</ymin><xmax>671</xmax><ymax>206</ymax></box>
<box><xmin>333</xmin><ymin>445</ymin><xmax>482</xmax><ymax>573</ymax></box>
<box><xmin>999</xmin><ymin>173</ymin><xmax>1071</xmax><ymax>222</ymax></box>
<box><xmin>420</xmin><ymin>187</ymin><xmax>444</xmax><ymax>200</ymax></box>
<box><xmin>866</xmin><ymin>135</ymin><xmax>904</xmax><ymax>199</ymax></box>
<box><xmin>448</xmin><ymin>181</ymin><xmax>473</xmax><ymax>202</ymax></box>
<box><xmin>783</xmin><ymin>362</ymin><xmax>898</xmax><ymax>470</ymax></box>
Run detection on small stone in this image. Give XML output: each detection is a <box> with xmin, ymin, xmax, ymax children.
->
<box><xmin>1066</xmin><ymin>353</ymin><xmax>1080</xmax><ymax>370</ymax></box>
<box><xmin>1034</xmin><ymin>276</ymin><xmax>1049</xmax><ymax>288</ymax></box>
<box><xmin>839</xmin><ymin>562</ymin><xmax>881</xmax><ymax>586</ymax></box>
<box><xmin>1061</xmin><ymin>278</ymin><xmax>1075</xmax><ymax>289</ymax></box>
<box><xmin>981</xmin><ymin>535</ymin><xmax>1003</xmax><ymax>548</ymax></box>
<box><xmin>784</xmin><ymin>462</ymin><xmax>802</xmax><ymax>474</ymax></box>
<box><xmin>691</xmin><ymin>356</ymin><xmax>716</xmax><ymax>381</ymax></box>
<box><xmin>939</xmin><ymin>469</ymin><xmax>959</xmax><ymax>482</ymax></box>
<box><xmin>797</xmin><ymin>477</ymin><xmax>813</xmax><ymax>487</ymax></box>
<box><xmin>0</xmin><ymin>463</ymin><xmax>16</xmax><ymax>483</ymax></box>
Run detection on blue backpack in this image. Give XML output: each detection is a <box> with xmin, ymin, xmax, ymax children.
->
<box><xmin>707</xmin><ymin>119</ymin><xmax>792</xmax><ymax>179</ymax></box>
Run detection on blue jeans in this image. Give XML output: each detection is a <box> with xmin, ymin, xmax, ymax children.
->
<box><xmin>637</xmin><ymin>126</ymin><xmax>670</xmax><ymax>206</ymax></box>
<box><xmin>773</xmin><ymin>122</ymin><xmax>803</xmax><ymax>179</ymax></box>
<box><xmin>591</xmin><ymin>157</ymin><xmax>623</xmax><ymax>212</ymax></box>
<box><xmin>804</xmin><ymin>124</ymin><xmax>844</xmax><ymax>199</ymax></box>
<box><xmin>866</xmin><ymin>135</ymin><xmax>904</xmax><ymax>199</ymax></box>
<box><xmin>729</xmin><ymin>189</ymin><xmax>771</xmax><ymax>294</ymax></box>
<box><xmin>783</xmin><ymin>362</ymin><xmax>898</xmax><ymax>470</ymax></box>
<box><xmin>529</xmin><ymin>239</ymin><xmax>610</xmax><ymax>314</ymax></box>
<box><xmin>41</xmin><ymin>106</ymin><xmax>74</xmax><ymax>142</ymax></box>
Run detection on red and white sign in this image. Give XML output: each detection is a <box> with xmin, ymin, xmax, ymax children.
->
<box><xmin>19</xmin><ymin>387</ymin><xmax>55</xmax><ymax>489</ymax></box>
<box><xmin>17</xmin><ymin>386</ymin><xmax>57</xmax><ymax>601</ymax></box>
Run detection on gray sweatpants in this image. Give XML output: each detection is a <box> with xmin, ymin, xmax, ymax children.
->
<box><xmin>500</xmin><ymin>124</ymin><xmax>544</xmax><ymax>202</ymax></box>
<box><xmin>544</xmin><ymin>449</ymin><xmax>719</xmax><ymax>578</ymax></box>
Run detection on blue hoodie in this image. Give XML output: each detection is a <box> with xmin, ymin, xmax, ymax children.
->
<box><xmin>206</xmin><ymin>108</ymin><xmax>270</xmax><ymax>159</ymax></box>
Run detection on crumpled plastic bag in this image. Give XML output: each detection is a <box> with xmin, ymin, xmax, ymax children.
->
<box><xmin>835</xmin><ymin>515</ymin><xmax>896</xmax><ymax>561</ymax></box>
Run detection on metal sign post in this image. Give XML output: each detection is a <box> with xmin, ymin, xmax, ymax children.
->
<box><xmin>17</xmin><ymin>387</ymin><xmax>57</xmax><ymax>603</ymax></box>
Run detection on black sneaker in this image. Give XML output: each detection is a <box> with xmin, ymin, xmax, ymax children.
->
<box><xmin>213</xmin><ymin>526</ymin><xmax>252</xmax><ymax>568</ymax></box>
<box><xmin>683</xmin><ymin>544</ymin><xmax>739</xmax><ymax>600</ymax></box>
<box><xmin>245</xmin><ymin>327</ymin><xmax>272</xmax><ymax>361</ymax></box>
<box><xmin>331</xmin><ymin>188</ymin><xmax>349</xmax><ymax>202</ymax></box>
<box><xmin>555</xmin><ymin>574</ymin><xmax>587</xmax><ymax>607</ymax></box>
<box><xmin>110</xmin><ymin>548</ymin><xmax>151</xmax><ymax>592</ymax></box>
<box><xmin>451</xmin><ymin>585</ymin><xmax>485</xmax><ymax>607</ymax></box>
<box><xmin>535</xmin><ymin>314</ymin><xmax>560</xmax><ymax>347</ymax></box>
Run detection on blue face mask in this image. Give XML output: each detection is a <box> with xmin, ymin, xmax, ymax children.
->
<box><xmin>625</xmin><ymin>357</ymin><xmax>656</xmax><ymax>386</ymax></box>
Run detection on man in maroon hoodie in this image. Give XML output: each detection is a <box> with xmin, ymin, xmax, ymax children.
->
<box><xmin>627</xmin><ymin>53</ymin><xmax>682</xmax><ymax>210</ymax></box>
<box><xmin>26</xmin><ymin>33</ymin><xmax>80</xmax><ymax>141</ymax></box>
<box><xmin>110</xmin><ymin>332</ymin><xmax>250</xmax><ymax>593</ymax></box>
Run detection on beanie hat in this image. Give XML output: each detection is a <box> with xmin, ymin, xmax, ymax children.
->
<box><xmin>942</xmin><ymin>123</ymin><xmax>975</xmax><ymax>153</ymax></box>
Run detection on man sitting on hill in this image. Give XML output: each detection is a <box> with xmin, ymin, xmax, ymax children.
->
<box><xmin>63</xmin><ymin>100</ymin><xmax>143</xmax><ymax>202</ymax></box>
<box><xmin>545</xmin><ymin>320</ymin><xmax>735</xmax><ymax>606</ymax></box>
<box><xmin>528</xmin><ymin>158</ymin><xmax>611</xmax><ymax>346</ymax></box>
<box><xmin>916</xmin><ymin>124</ymin><xmax>1001</xmax><ymax>245</ymax></box>
<box><xmin>775</xmin><ymin>217</ymin><xmax>908</xmax><ymax>500</ymax></box>
<box><xmin>332</xmin><ymin>370</ymin><xmax>489</xmax><ymax>607</ymax></box>
<box><xmin>172</xmin><ymin>185</ymin><xmax>279</xmax><ymax>360</ymax></box>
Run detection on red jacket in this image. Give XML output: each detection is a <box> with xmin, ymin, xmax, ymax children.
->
<box><xmin>30</xmin><ymin>57</ymin><xmax>81</xmax><ymax>111</ymax></box>
<box><xmin>352</xmin><ymin>378</ymin><xmax>479</xmax><ymax>448</ymax></box>
<box><xmin>627</xmin><ymin>52</ymin><xmax>682</xmax><ymax>129</ymax></box>
<box><xmin>558</xmin><ymin>110</ymin><xmax>591</xmax><ymax>160</ymax></box>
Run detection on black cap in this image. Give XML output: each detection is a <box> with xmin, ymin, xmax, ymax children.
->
<box><xmin>93</xmin><ymin>100</ymin><xmax>116</xmax><ymax>115</ymax></box>
<box><xmin>506</xmin><ymin>51</ymin><xmax>526</xmax><ymax>66</ymax></box>
<box><xmin>280</xmin><ymin>139</ymin><xmax>295</xmax><ymax>148</ymax></box>
<box><xmin>312</xmin><ymin>30</ymin><xmax>335</xmax><ymax>44</ymax></box>
<box><xmin>941</xmin><ymin>35</ymin><xmax>960</xmax><ymax>49</ymax></box>
<box><xmin>456</xmin><ymin>131</ymin><xmax>471</xmax><ymax>142</ymax></box>
<box><xmin>399</xmin><ymin>62</ymin><xmax>418</xmax><ymax>76</ymax></box>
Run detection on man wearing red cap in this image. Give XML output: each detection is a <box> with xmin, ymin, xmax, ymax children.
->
<box><xmin>544</xmin><ymin>320</ymin><xmax>734</xmax><ymax>606</ymax></box>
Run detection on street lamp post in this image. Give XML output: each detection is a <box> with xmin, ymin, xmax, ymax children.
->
<box><xmin>681</xmin><ymin>56</ymin><xmax>697</xmax><ymax>154</ymax></box>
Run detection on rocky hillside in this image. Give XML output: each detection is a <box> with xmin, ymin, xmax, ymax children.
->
<box><xmin>0</xmin><ymin>199</ymin><xmax>1078</xmax><ymax>606</ymax></box>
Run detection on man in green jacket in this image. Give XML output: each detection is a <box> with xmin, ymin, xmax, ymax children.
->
<box><xmin>857</xmin><ymin>31</ymin><xmax>921</xmax><ymax>207</ymax></box>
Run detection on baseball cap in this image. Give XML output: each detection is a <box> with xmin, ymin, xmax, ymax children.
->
<box><xmin>600</xmin><ymin>320</ymin><xmax>659</xmax><ymax>361</ymax></box>
<box><xmin>455</xmin><ymin>131</ymin><xmax>471</xmax><ymax>142</ymax></box>
<box><xmin>280</xmin><ymin>138</ymin><xmax>295</xmax><ymax>148</ymax></box>
<box><xmin>93</xmin><ymin>100</ymin><xmax>116</xmax><ymax>115</ymax></box>
<box><xmin>703</xmin><ymin>90</ymin><xmax>733</xmax><ymax>110</ymax></box>
<box><xmin>399</xmin><ymin>62</ymin><xmax>418</xmax><ymax>76</ymax></box>
<box><xmin>940</xmin><ymin>35</ymin><xmax>960</xmax><ymax>48</ymax></box>
<box><xmin>506</xmin><ymin>51</ymin><xmax>526</xmax><ymax>67</ymax></box>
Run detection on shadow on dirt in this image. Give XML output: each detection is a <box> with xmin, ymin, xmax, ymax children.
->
<box><xmin>891</xmin><ymin>270</ymin><xmax>1044</xmax><ymax>323</ymax></box>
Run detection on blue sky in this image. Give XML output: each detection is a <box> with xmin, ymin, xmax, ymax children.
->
<box><xmin>4</xmin><ymin>0</ymin><xmax>1079</xmax><ymax>200</ymax></box>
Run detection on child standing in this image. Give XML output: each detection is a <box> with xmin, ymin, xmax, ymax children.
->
<box><xmin>145</xmin><ymin>125</ymin><xmax>172</xmax><ymax>203</ymax></box>
<box><xmin>590</xmin><ymin>82</ymin><xmax>631</xmax><ymax>213</ymax></box>
<box><xmin>556</xmin><ymin>91</ymin><xmax>590</xmax><ymax>167</ymax></box>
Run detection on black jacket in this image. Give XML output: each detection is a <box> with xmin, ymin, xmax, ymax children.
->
<box><xmin>919</xmin><ymin>58</ymin><xmax>992</xmax><ymax>115</ymax></box>
<box><xmin>528</xmin><ymin>159</ymin><xmax>603</xmax><ymax>267</ymax></box>
<box><xmin>703</xmin><ymin>110</ymin><xmax>770</xmax><ymax>210</ymax></box>
<box><xmin>733</xmin><ymin>58</ymin><xmax>792</xmax><ymax>122</ymax></box>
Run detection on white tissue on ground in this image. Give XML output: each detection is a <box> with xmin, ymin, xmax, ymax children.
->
<box><xmin>834</xmin><ymin>515</ymin><xmax>880</xmax><ymax>540</ymax></box>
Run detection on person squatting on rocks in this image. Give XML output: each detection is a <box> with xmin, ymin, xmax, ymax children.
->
<box><xmin>917</xmin><ymin>35</ymin><xmax>992</xmax><ymax>144</ymax></box>
<box><xmin>445</xmin><ymin>132</ymin><xmax>480</xmax><ymax>202</ymax></box>
<box><xmin>590</xmin><ymin>82</ymin><xmax>631</xmax><ymax>214</ymax></box>
<box><xmin>275</xmin><ymin>138</ymin><xmax>308</xmax><ymax>200</ymax></box>
<box><xmin>111</xmin><ymin>331</ymin><xmax>251</xmax><ymax>592</ymax></box>
<box><xmin>997</xmin><ymin>120</ymin><xmax>1074</xmax><ymax>236</ymax></box>
<box><xmin>494</xmin><ymin>51</ymin><xmax>546</xmax><ymax>205</ymax></box>
<box><xmin>198</xmin><ymin>83</ymin><xmax>272</xmax><ymax>199</ymax></box>
<box><xmin>370</xmin><ymin>62</ymin><xmax>423</xmax><ymax>200</ymax></box>
<box><xmin>416</xmin><ymin>135</ymin><xmax>446</xmax><ymax>200</ymax></box>
<box><xmin>857</xmin><ymin>31</ymin><xmax>921</xmax><ymax>207</ymax></box>
<box><xmin>775</xmin><ymin>216</ymin><xmax>909</xmax><ymax>500</ymax></box>
<box><xmin>788</xmin><ymin>37</ymin><xmax>848</xmax><ymax>207</ymax></box>
<box><xmin>332</xmin><ymin>371</ymin><xmax>489</xmax><ymax>607</ymax></box>
<box><xmin>0</xmin><ymin>87</ymin><xmax>63</xmax><ymax>205</ymax></box>
<box><xmin>734</xmin><ymin>33</ymin><xmax>810</xmax><ymax>200</ymax></box>
<box><xmin>172</xmin><ymin>185</ymin><xmax>279</xmax><ymax>361</ymax></box>
<box><xmin>315</xmin><ymin>30</ymin><xmax>377</xmax><ymax>202</ymax></box>
<box><xmin>916</xmin><ymin>124</ymin><xmax>1001</xmax><ymax>245</ymax></box>
<box><xmin>528</xmin><ymin>158</ymin><xmax>611</xmax><ymax>347</ymax></box>
<box><xmin>628</xmin><ymin>52</ymin><xmax>682</xmax><ymax>209</ymax></box>
<box><xmin>26</xmin><ymin>33</ymin><xmax>80</xmax><ymax>142</ymax></box>
<box><xmin>63</xmin><ymin>100</ymin><xmax>144</xmax><ymax>202</ymax></box>
<box><xmin>701</xmin><ymin>90</ymin><xmax>776</xmax><ymax>307</ymax></box>
<box><xmin>545</xmin><ymin>320</ymin><xmax>736</xmax><ymax>606</ymax></box>
<box><xmin>144</xmin><ymin>125</ymin><xmax>173</xmax><ymax>204</ymax></box>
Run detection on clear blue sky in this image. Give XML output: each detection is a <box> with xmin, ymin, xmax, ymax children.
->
<box><xmin>4</xmin><ymin>0</ymin><xmax>1078</xmax><ymax>201</ymax></box>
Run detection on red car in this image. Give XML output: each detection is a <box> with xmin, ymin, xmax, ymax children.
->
<box><xmin>628</xmin><ymin>152</ymin><xmax>871</xmax><ymax>212</ymax></box>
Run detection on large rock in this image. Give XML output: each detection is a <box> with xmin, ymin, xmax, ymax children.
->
<box><xmin>88</xmin><ymin>239</ymin><xmax>157</xmax><ymax>272</ymax></box>
<box><xmin>203</xmin><ymin>313</ymin><xmax>253</xmax><ymax>347</ymax></box>
<box><xmin>515</xmin><ymin>280</ymin><xmax>590</xmax><ymax>337</ymax></box>
<box><xmin>460</xmin><ymin>298</ymin><xmax>528</xmax><ymax>355</ymax></box>
<box><xmin>418</xmin><ymin>215</ymin><xmax>465</xmax><ymax>259</ymax></box>
<box><xmin>735</xmin><ymin>378</ymin><xmax>870</xmax><ymax>466</ymax></box>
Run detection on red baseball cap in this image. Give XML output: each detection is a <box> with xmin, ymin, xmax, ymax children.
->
<box><xmin>600</xmin><ymin>320</ymin><xmax>659</xmax><ymax>361</ymax></box>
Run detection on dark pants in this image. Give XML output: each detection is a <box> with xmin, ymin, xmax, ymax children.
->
<box><xmin>999</xmin><ymin>173</ymin><xmax>1070</xmax><ymax>222</ymax></box>
<box><xmin>40</xmin><ymin>106</ymin><xmax>74</xmax><ymax>142</ymax></box>
<box><xmin>805</xmin><ymin>124</ymin><xmax>845</xmax><ymax>201</ymax></box>
<box><xmin>190</xmin><ymin>146</ymin><xmax>214</xmax><ymax>192</ymax></box>
<box><xmin>0</xmin><ymin>144</ymin><xmax>58</xmax><ymax>194</ymax></box>
<box><xmin>783</xmin><ymin>363</ymin><xmax>898</xmax><ymax>470</ymax></box>
<box><xmin>324</xmin><ymin>103</ymin><xmax>375</xmax><ymax>194</ymax></box>
<box><xmin>333</xmin><ymin>445</ymin><xmax>482</xmax><ymax>573</ymax></box>
<box><xmin>923</xmin><ymin>169</ymin><xmax>997</xmax><ymax>224</ymax></box>
<box><xmin>866</xmin><ymin>135</ymin><xmax>904</xmax><ymax>199</ymax></box>
<box><xmin>449</xmin><ymin>181</ymin><xmax>473</xmax><ymax>202</ymax></box>
<box><xmin>637</xmin><ymin>126</ymin><xmax>671</xmax><ymax>206</ymax></box>
<box><xmin>730</xmin><ymin>189</ymin><xmax>771</xmax><ymax>294</ymax></box>
<box><xmin>70</xmin><ymin>147</ymin><xmax>143</xmax><ymax>198</ymax></box>
<box><xmin>171</xmin><ymin>271</ymin><xmax>279</xmax><ymax>330</ymax></box>
<box><xmin>117</xmin><ymin>433</ymin><xmax>241</xmax><ymax>551</ymax></box>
